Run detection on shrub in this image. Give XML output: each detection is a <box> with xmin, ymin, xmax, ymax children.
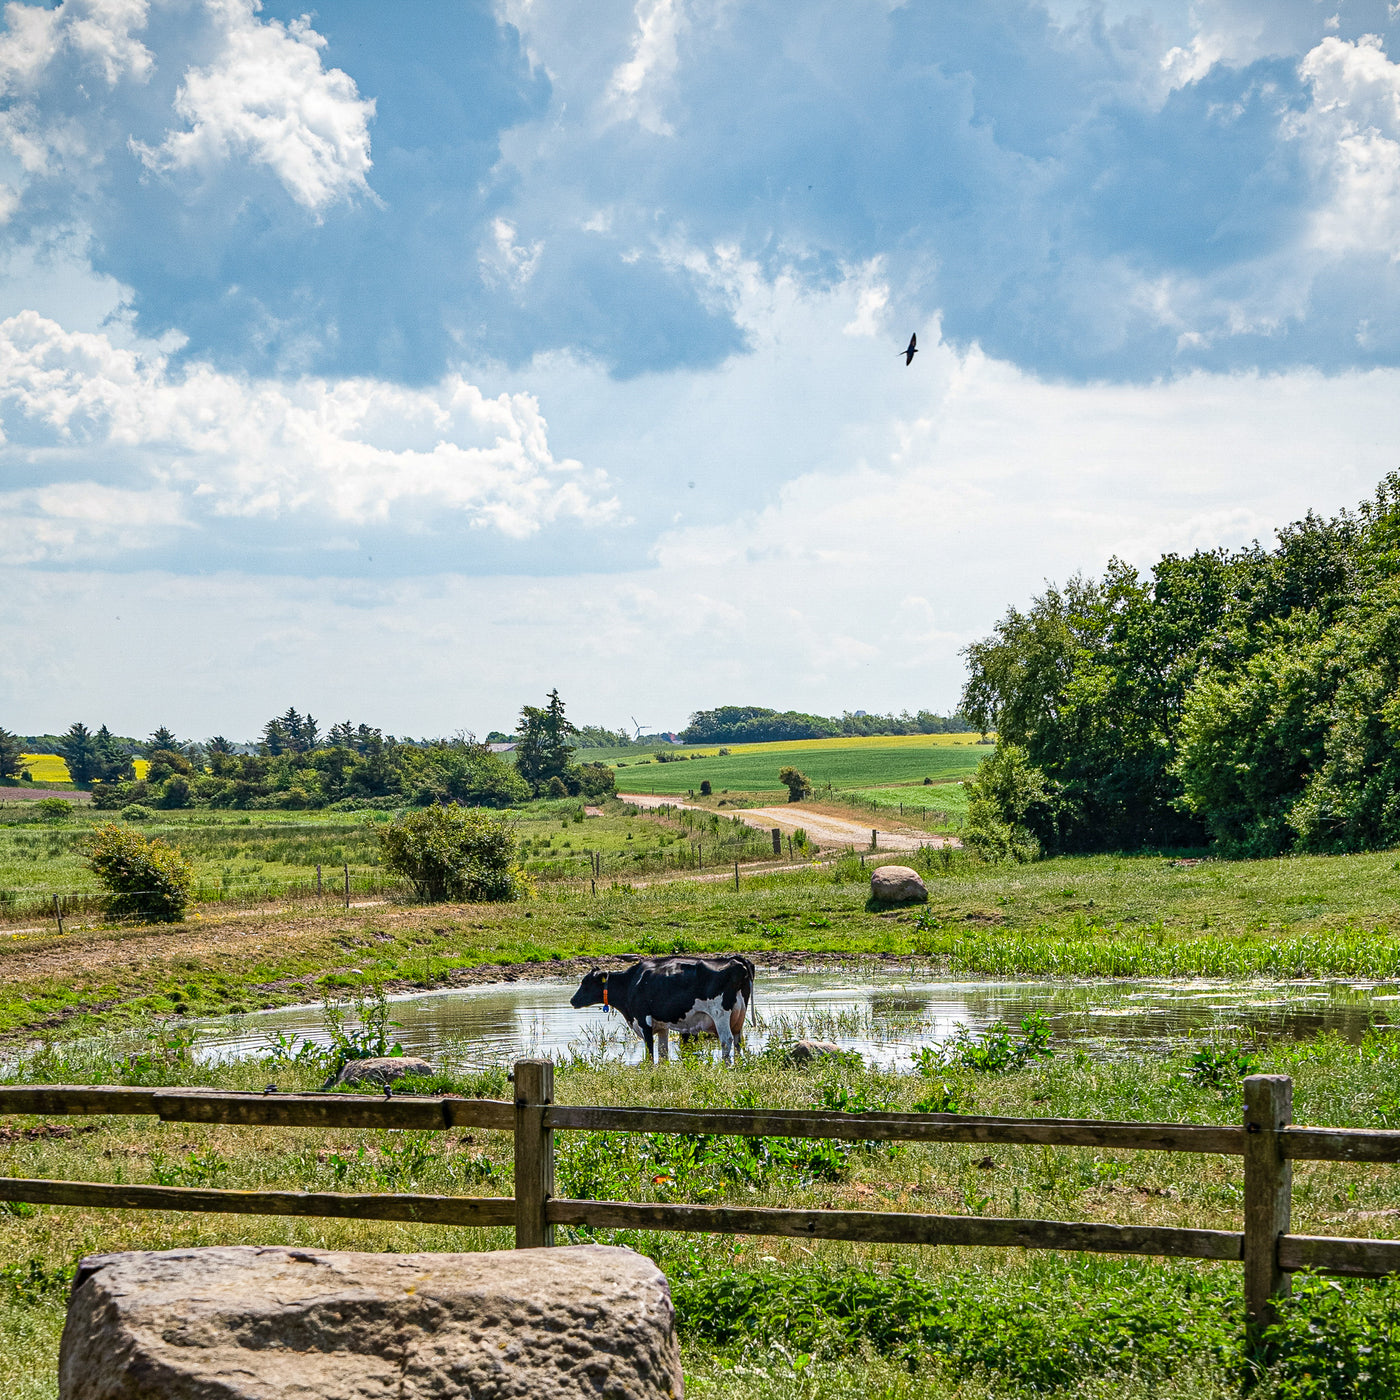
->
<box><xmin>86</xmin><ymin>823</ymin><xmax>194</xmax><ymax>922</ymax></box>
<box><xmin>700</xmin><ymin>780</ymin><xmax>712</xmax><ymax>796</ymax></box>
<box><xmin>779</xmin><ymin>766</ymin><xmax>812</xmax><ymax>802</ymax></box>
<box><xmin>120</xmin><ymin>803</ymin><xmax>154</xmax><ymax>822</ymax></box>
<box><xmin>378</xmin><ymin>805</ymin><xmax>524</xmax><ymax>903</ymax></box>
<box><xmin>962</xmin><ymin>743</ymin><xmax>1046</xmax><ymax>863</ymax></box>
<box><xmin>33</xmin><ymin>797</ymin><xmax>72</xmax><ymax>821</ymax></box>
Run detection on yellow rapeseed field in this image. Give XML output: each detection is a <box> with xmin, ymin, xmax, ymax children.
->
<box><xmin>15</xmin><ymin>754</ymin><xmax>149</xmax><ymax>783</ymax></box>
<box><xmin>17</xmin><ymin>753</ymin><xmax>70</xmax><ymax>783</ymax></box>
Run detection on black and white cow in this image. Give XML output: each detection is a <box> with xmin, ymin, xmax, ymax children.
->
<box><xmin>570</xmin><ymin>955</ymin><xmax>756</xmax><ymax>1064</ymax></box>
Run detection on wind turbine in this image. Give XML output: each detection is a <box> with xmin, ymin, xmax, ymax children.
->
<box><xmin>631</xmin><ymin>717</ymin><xmax>651</xmax><ymax>741</ymax></box>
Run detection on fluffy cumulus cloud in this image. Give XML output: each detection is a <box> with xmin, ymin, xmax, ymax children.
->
<box><xmin>0</xmin><ymin>311</ymin><xmax>614</xmax><ymax>565</ymax></box>
<box><xmin>133</xmin><ymin>0</ymin><xmax>374</xmax><ymax>212</ymax></box>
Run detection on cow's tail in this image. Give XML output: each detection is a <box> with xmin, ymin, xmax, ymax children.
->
<box><xmin>740</xmin><ymin>955</ymin><xmax>760</xmax><ymax>1029</ymax></box>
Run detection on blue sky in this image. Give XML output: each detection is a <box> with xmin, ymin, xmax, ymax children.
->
<box><xmin>3</xmin><ymin>0</ymin><xmax>1400</xmax><ymax>738</ymax></box>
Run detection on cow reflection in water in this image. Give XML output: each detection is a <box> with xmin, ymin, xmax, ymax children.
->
<box><xmin>570</xmin><ymin>956</ymin><xmax>756</xmax><ymax>1064</ymax></box>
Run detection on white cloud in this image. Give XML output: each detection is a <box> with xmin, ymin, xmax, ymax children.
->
<box><xmin>1297</xmin><ymin>34</ymin><xmax>1400</xmax><ymax>258</ymax></box>
<box><xmin>480</xmin><ymin>218</ymin><xmax>544</xmax><ymax>289</ymax></box>
<box><xmin>0</xmin><ymin>311</ymin><xmax>616</xmax><ymax>559</ymax></box>
<box><xmin>607</xmin><ymin>0</ymin><xmax>685</xmax><ymax>135</ymax></box>
<box><xmin>0</xmin><ymin>0</ymin><xmax>152</xmax><ymax>179</ymax></box>
<box><xmin>134</xmin><ymin>0</ymin><xmax>374</xmax><ymax>211</ymax></box>
<box><xmin>0</xmin><ymin>0</ymin><xmax>151</xmax><ymax>89</ymax></box>
<box><xmin>0</xmin><ymin>482</ymin><xmax>184</xmax><ymax>564</ymax></box>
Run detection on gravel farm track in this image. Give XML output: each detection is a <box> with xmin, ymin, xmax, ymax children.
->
<box><xmin>617</xmin><ymin>792</ymin><xmax>956</xmax><ymax>853</ymax></box>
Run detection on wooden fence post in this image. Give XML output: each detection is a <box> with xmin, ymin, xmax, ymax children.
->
<box><xmin>52</xmin><ymin>895</ymin><xmax>64</xmax><ymax>937</ymax></box>
<box><xmin>771</xmin><ymin>828</ymin><xmax>781</xmax><ymax>855</ymax></box>
<box><xmin>871</xmin><ymin>829</ymin><xmax>878</xmax><ymax>849</ymax></box>
<box><xmin>514</xmin><ymin>1058</ymin><xmax>555</xmax><ymax>1248</ymax></box>
<box><xmin>343</xmin><ymin>864</ymin><xmax>350</xmax><ymax>910</ymax></box>
<box><xmin>1243</xmin><ymin>1074</ymin><xmax>1293</xmax><ymax>1345</ymax></box>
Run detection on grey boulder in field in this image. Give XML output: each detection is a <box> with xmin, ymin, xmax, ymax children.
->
<box><xmin>328</xmin><ymin>1054</ymin><xmax>433</xmax><ymax>1088</ymax></box>
<box><xmin>59</xmin><ymin>1244</ymin><xmax>684</xmax><ymax>1399</ymax></box>
<box><xmin>869</xmin><ymin>864</ymin><xmax>928</xmax><ymax>904</ymax></box>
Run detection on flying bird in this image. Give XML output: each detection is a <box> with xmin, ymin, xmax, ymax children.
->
<box><xmin>900</xmin><ymin>332</ymin><xmax>918</xmax><ymax>366</ymax></box>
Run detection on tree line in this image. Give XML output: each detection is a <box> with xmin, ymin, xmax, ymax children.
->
<box><xmin>0</xmin><ymin>695</ymin><xmax>613</xmax><ymax>811</ymax></box>
<box><xmin>681</xmin><ymin>705</ymin><xmax>972</xmax><ymax>745</ymax></box>
<box><xmin>960</xmin><ymin>473</ymin><xmax>1400</xmax><ymax>858</ymax></box>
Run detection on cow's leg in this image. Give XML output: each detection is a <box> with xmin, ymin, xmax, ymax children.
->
<box><xmin>655</xmin><ymin>1026</ymin><xmax>670</xmax><ymax>1063</ymax></box>
<box><xmin>715</xmin><ymin>1018</ymin><xmax>736</xmax><ymax>1065</ymax></box>
<box><xmin>730</xmin><ymin>997</ymin><xmax>748</xmax><ymax>1051</ymax></box>
<box><xmin>638</xmin><ymin>1020</ymin><xmax>655</xmax><ymax>1065</ymax></box>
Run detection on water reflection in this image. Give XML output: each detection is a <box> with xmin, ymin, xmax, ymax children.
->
<box><xmin>190</xmin><ymin>973</ymin><xmax>1400</xmax><ymax>1071</ymax></box>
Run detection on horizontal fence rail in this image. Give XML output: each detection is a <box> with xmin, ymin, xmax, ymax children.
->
<box><xmin>1</xmin><ymin>1066</ymin><xmax>1399</xmax><ymax>1344</ymax></box>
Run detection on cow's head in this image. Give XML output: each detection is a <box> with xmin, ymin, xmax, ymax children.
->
<box><xmin>570</xmin><ymin>967</ymin><xmax>610</xmax><ymax>1009</ymax></box>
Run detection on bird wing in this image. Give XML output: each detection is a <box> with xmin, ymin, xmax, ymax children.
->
<box><xmin>909</xmin><ymin>333</ymin><xmax>917</xmax><ymax>351</ymax></box>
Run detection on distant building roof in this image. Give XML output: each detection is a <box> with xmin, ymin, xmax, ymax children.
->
<box><xmin>487</xmin><ymin>742</ymin><xmax>516</xmax><ymax>753</ymax></box>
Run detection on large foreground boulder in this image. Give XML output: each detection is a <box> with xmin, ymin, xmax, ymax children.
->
<box><xmin>870</xmin><ymin>864</ymin><xmax>928</xmax><ymax>905</ymax></box>
<box><xmin>59</xmin><ymin>1244</ymin><xmax>683</xmax><ymax>1399</ymax></box>
<box><xmin>328</xmin><ymin>1054</ymin><xmax>434</xmax><ymax>1089</ymax></box>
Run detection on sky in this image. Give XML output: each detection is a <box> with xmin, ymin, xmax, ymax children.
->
<box><xmin>3</xmin><ymin>0</ymin><xmax>1400</xmax><ymax>740</ymax></box>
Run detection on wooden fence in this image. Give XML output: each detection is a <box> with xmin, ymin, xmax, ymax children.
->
<box><xmin>2</xmin><ymin>1066</ymin><xmax>1400</xmax><ymax>1342</ymax></box>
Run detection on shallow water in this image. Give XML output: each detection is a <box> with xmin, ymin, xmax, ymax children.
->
<box><xmin>191</xmin><ymin>971</ymin><xmax>1400</xmax><ymax>1071</ymax></box>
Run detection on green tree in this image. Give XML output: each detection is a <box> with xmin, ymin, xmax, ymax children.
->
<box><xmin>514</xmin><ymin>690</ymin><xmax>577</xmax><ymax>796</ymax></box>
<box><xmin>778</xmin><ymin>766</ymin><xmax>812</xmax><ymax>802</ymax></box>
<box><xmin>92</xmin><ymin>726</ymin><xmax>134</xmax><ymax>783</ymax></box>
<box><xmin>378</xmin><ymin>806</ymin><xmax>524</xmax><ymax>902</ymax></box>
<box><xmin>148</xmin><ymin>726</ymin><xmax>179</xmax><ymax>753</ymax></box>
<box><xmin>961</xmin><ymin>745</ymin><xmax>1047</xmax><ymax>863</ymax></box>
<box><xmin>59</xmin><ymin>722</ymin><xmax>95</xmax><ymax>784</ymax></box>
<box><xmin>0</xmin><ymin>727</ymin><xmax>21</xmax><ymax>783</ymax></box>
<box><xmin>86</xmin><ymin>823</ymin><xmax>193</xmax><ymax>922</ymax></box>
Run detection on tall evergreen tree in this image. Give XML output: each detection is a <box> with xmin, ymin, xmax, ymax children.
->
<box><xmin>59</xmin><ymin>722</ymin><xmax>96</xmax><ymax>784</ymax></box>
<box><xmin>148</xmin><ymin>726</ymin><xmax>179</xmax><ymax>753</ymax></box>
<box><xmin>514</xmin><ymin>690</ymin><xmax>577</xmax><ymax>795</ymax></box>
<box><xmin>93</xmin><ymin>726</ymin><xmax>134</xmax><ymax>783</ymax></box>
<box><xmin>0</xmin><ymin>727</ymin><xmax>21</xmax><ymax>783</ymax></box>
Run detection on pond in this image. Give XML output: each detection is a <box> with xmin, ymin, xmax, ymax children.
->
<box><xmin>190</xmin><ymin>971</ymin><xmax>1400</xmax><ymax>1071</ymax></box>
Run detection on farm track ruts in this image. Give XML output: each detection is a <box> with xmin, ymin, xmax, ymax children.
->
<box><xmin>618</xmin><ymin>793</ymin><xmax>955</xmax><ymax>851</ymax></box>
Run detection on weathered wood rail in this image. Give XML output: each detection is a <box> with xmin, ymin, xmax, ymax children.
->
<box><xmin>1</xmin><ymin>1067</ymin><xmax>1397</xmax><ymax>1340</ymax></box>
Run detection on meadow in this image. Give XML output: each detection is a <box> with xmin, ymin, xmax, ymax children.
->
<box><xmin>0</xmin><ymin>797</ymin><xmax>775</xmax><ymax>925</ymax></box>
<box><xmin>609</xmin><ymin>734</ymin><xmax>989</xmax><ymax>797</ymax></box>
<box><xmin>3</xmin><ymin>996</ymin><xmax>1400</xmax><ymax>1396</ymax></box>
<box><xmin>2</xmin><ymin>842</ymin><xmax>1399</xmax><ymax>1395</ymax></box>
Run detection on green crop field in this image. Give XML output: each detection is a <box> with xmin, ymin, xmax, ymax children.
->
<box><xmin>835</xmin><ymin>780</ymin><xmax>973</xmax><ymax>824</ymax></box>
<box><xmin>611</xmin><ymin>735</ymin><xmax>991</xmax><ymax>796</ymax></box>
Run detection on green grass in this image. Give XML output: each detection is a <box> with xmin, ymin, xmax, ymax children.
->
<box><xmin>1</xmin><ymin>844</ymin><xmax>1400</xmax><ymax>1040</ymax></box>
<box><xmin>0</xmin><ymin>798</ymin><xmax>774</xmax><ymax>923</ymax></box>
<box><xmin>612</xmin><ymin>740</ymin><xmax>988</xmax><ymax>796</ymax></box>
<box><xmin>5</xmin><ymin>1029</ymin><xmax>1400</xmax><ymax>1395</ymax></box>
<box><xmin>833</xmin><ymin>782</ymin><xmax>972</xmax><ymax>826</ymax></box>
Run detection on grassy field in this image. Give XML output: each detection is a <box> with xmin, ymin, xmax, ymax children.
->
<box><xmin>1</xmin><ymin>846</ymin><xmax>1398</xmax><ymax>1396</ymax></box>
<box><xmin>0</xmin><ymin>798</ymin><xmax>775</xmax><ymax>924</ymax></box>
<box><xmin>1</xmin><ymin>844</ymin><xmax>1398</xmax><ymax>1039</ymax></box>
<box><xmin>831</xmin><ymin>781</ymin><xmax>973</xmax><ymax>824</ymax></box>
<box><xmin>3</xmin><ymin>1005</ymin><xmax>1400</xmax><ymax>1396</ymax></box>
<box><xmin>612</xmin><ymin>735</ymin><xmax>990</xmax><ymax>796</ymax></box>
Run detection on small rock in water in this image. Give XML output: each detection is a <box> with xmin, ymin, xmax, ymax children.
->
<box><xmin>329</xmin><ymin>1055</ymin><xmax>433</xmax><ymax>1089</ymax></box>
<box><xmin>789</xmin><ymin>1040</ymin><xmax>848</xmax><ymax>1064</ymax></box>
<box><xmin>870</xmin><ymin>864</ymin><xmax>928</xmax><ymax>905</ymax></box>
<box><xmin>59</xmin><ymin>1244</ymin><xmax>683</xmax><ymax>1399</ymax></box>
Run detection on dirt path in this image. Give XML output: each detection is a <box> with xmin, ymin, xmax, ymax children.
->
<box><xmin>617</xmin><ymin>793</ymin><xmax>953</xmax><ymax>853</ymax></box>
